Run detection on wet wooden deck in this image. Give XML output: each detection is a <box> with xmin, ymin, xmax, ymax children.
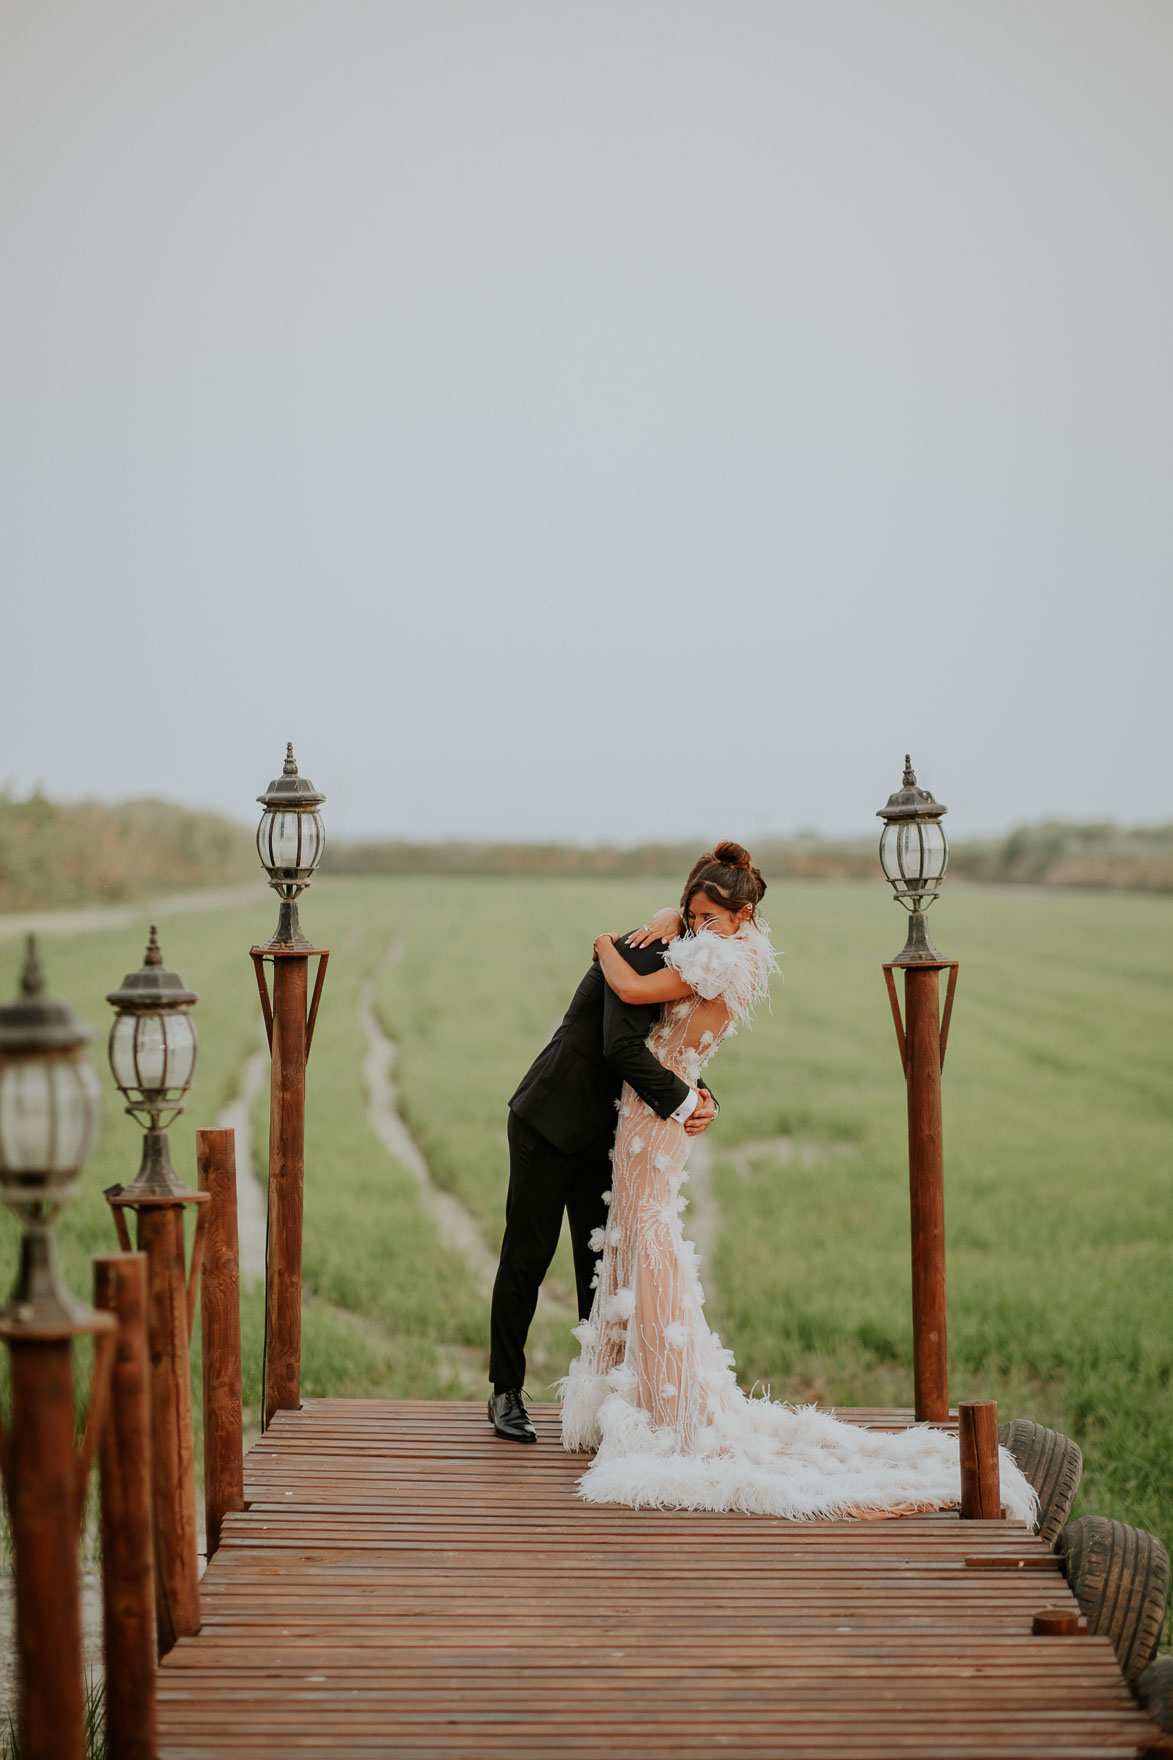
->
<box><xmin>158</xmin><ymin>1400</ymin><xmax>1158</xmax><ymax>1759</ymax></box>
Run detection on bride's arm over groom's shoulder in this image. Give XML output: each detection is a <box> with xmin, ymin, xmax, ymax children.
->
<box><xmin>593</xmin><ymin>933</ymin><xmax>692</xmax><ymax>1006</ymax></box>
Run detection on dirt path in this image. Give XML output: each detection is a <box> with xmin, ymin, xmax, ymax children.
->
<box><xmin>0</xmin><ymin>882</ymin><xmax>261</xmax><ymax>944</ymax></box>
<box><xmin>722</xmin><ymin>1135</ymin><xmax>823</xmax><ymax>1175</ymax></box>
<box><xmin>358</xmin><ymin>942</ymin><xmax>499</xmax><ymax>1298</ymax></box>
<box><xmin>214</xmin><ymin>1031</ymin><xmax>270</xmax><ymax>1281</ymax></box>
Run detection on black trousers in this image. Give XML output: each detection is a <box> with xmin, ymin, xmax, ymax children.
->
<box><xmin>488</xmin><ymin>1109</ymin><xmax>614</xmax><ymax>1391</ymax></box>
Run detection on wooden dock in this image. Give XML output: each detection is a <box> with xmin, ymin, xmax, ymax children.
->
<box><xmin>158</xmin><ymin>1400</ymin><xmax>1159</xmax><ymax>1759</ymax></box>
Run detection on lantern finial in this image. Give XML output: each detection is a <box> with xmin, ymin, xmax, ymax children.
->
<box><xmin>144</xmin><ymin>925</ymin><xmax>163</xmax><ymax>968</ymax></box>
<box><xmin>19</xmin><ymin>935</ymin><xmax>46</xmax><ymax>998</ymax></box>
<box><xmin>903</xmin><ymin>755</ymin><xmax>916</xmax><ymax>788</ymax></box>
<box><xmin>284</xmin><ymin>743</ymin><xmax>298</xmax><ymax>776</ymax></box>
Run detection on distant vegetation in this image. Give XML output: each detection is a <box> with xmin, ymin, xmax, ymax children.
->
<box><xmin>1</xmin><ymin>789</ymin><xmax>1170</xmax><ymax>914</ymax></box>
<box><xmin>0</xmin><ymin>791</ymin><xmax>254</xmax><ymax>911</ymax></box>
<box><xmin>949</xmin><ymin>819</ymin><xmax>1173</xmax><ymax>889</ymax></box>
<box><xmin>325</xmin><ymin>821</ymin><xmax>1173</xmax><ymax>892</ymax></box>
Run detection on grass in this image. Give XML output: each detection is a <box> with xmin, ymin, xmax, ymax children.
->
<box><xmin>1</xmin><ymin>1668</ymin><xmax>105</xmax><ymax>1758</ymax></box>
<box><xmin>0</xmin><ymin>873</ymin><xmax>1169</xmax><ymax>1614</ymax></box>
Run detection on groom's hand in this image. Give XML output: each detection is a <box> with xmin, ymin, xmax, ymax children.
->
<box><xmin>684</xmin><ymin>1089</ymin><xmax>718</xmax><ymax>1135</ymax></box>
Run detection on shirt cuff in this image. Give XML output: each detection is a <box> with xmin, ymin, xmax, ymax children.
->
<box><xmin>670</xmin><ymin>1088</ymin><xmax>699</xmax><ymax>1125</ymax></box>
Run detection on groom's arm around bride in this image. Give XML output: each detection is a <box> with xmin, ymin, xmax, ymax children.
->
<box><xmin>511</xmin><ymin>930</ymin><xmax>716</xmax><ymax>1154</ymax></box>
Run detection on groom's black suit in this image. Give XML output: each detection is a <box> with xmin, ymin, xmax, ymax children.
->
<box><xmin>489</xmin><ymin>931</ymin><xmax>714</xmax><ymax>1391</ymax></box>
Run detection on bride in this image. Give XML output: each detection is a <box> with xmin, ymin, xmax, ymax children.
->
<box><xmin>559</xmin><ymin>841</ymin><xmax>1037</xmax><ymax>1523</ymax></box>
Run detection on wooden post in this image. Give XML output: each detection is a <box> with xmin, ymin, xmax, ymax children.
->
<box><xmin>94</xmin><ymin>1253</ymin><xmax>157</xmax><ymax>1760</ymax></box>
<box><xmin>903</xmin><ymin>965</ymin><xmax>949</xmax><ymax>1422</ymax></box>
<box><xmin>1032</xmin><ymin>1607</ymin><xmax>1082</xmax><ymax>1635</ymax></box>
<box><xmin>136</xmin><ymin>1203</ymin><xmax>201</xmax><ymax>1654</ymax></box>
<box><xmin>198</xmin><ymin>1128</ymin><xmax>244</xmax><ymax>1556</ymax></box>
<box><xmin>263</xmin><ymin>951</ymin><xmax>308</xmax><ymax>1427</ymax></box>
<box><xmin>6</xmin><ymin>1338</ymin><xmax>87</xmax><ymax>1759</ymax></box>
<box><xmin>959</xmin><ymin>1398</ymin><xmax>1002</xmax><ymax>1519</ymax></box>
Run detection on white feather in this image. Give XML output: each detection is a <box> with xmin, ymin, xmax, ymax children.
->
<box><xmin>662</xmin><ymin>918</ymin><xmax>779</xmax><ymax>1024</ymax></box>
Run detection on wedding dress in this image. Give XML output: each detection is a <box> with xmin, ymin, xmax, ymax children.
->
<box><xmin>559</xmin><ymin>920</ymin><xmax>1038</xmax><ymax>1523</ymax></box>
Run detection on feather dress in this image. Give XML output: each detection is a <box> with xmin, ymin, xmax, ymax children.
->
<box><xmin>559</xmin><ymin>920</ymin><xmax>1038</xmax><ymax>1523</ymax></box>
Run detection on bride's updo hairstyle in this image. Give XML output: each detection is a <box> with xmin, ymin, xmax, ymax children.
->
<box><xmin>680</xmin><ymin>841</ymin><xmax>767</xmax><ymax>923</ymax></box>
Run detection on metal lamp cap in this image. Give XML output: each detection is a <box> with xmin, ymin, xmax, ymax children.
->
<box><xmin>106</xmin><ymin>927</ymin><xmax>199</xmax><ymax>1011</ymax></box>
<box><xmin>257</xmin><ymin>742</ymin><xmax>326</xmax><ymax>810</ymax></box>
<box><xmin>877</xmin><ymin>755</ymin><xmax>948</xmax><ymax>822</ymax></box>
<box><xmin>0</xmin><ymin>938</ymin><xmax>94</xmax><ymax>1052</ymax></box>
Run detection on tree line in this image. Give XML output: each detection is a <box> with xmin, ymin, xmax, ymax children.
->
<box><xmin>2</xmin><ymin>791</ymin><xmax>1170</xmax><ymax>913</ymax></box>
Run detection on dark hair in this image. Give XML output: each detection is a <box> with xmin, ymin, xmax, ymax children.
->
<box><xmin>679</xmin><ymin>841</ymin><xmax>767</xmax><ymax>923</ymax></box>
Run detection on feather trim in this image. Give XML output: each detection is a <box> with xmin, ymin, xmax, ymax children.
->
<box><xmin>574</xmin><ymin>1396</ymin><xmax>1039</xmax><ymax>1523</ymax></box>
<box><xmin>663</xmin><ymin>917</ymin><xmax>778</xmax><ymax>1024</ymax></box>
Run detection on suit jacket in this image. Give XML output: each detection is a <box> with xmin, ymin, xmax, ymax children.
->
<box><xmin>509</xmin><ymin>930</ymin><xmax>713</xmax><ymax>1155</ymax></box>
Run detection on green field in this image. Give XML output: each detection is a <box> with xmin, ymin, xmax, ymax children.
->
<box><xmin>0</xmin><ymin>874</ymin><xmax>1169</xmax><ymax>1577</ymax></box>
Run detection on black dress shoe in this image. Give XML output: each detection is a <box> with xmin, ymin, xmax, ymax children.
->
<box><xmin>488</xmin><ymin>1388</ymin><xmax>537</xmax><ymax>1443</ymax></box>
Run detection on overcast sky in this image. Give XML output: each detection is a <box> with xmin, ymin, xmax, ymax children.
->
<box><xmin>2</xmin><ymin>2</ymin><xmax>1170</xmax><ymax>843</ymax></box>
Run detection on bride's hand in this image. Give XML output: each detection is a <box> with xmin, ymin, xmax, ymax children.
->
<box><xmin>593</xmin><ymin>933</ymin><xmax>618</xmax><ymax>963</ymax></box>
<box><xmin>625</xmin><ymin>907</ymin><xmax>683</xmax><ymax>949</ymax></box>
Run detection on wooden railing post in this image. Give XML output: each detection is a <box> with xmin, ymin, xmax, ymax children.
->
<box><xmin>0</xmin><ymin>1308</ymin><xmax>115</xmax><ymax>1760</ymax></box>
<box><xmin>265</xmin><ymin>951</ymin><xmax>307</xmax><ymax>1425</ymax></box>
<box><xmin>959</xmin><ymin>1399</ymin><xmax>1002</xmax><ymax>1519</ymax></box>
<box><xmin>197</xmin><ymin>1128</ymin><xmax>244</xmax><ymax>1556</ymax></box>
<box><xmin>904</xmin><ymin>965</ymin><xmax>949</xmax><ymax>1422</ymax></box>
<box><xmin>883</xmin><ymin>958</ymin><xmax>958</xmax><ymax>1424</ymax></box>
<box><xmin>94</xmin><ymin>1252</ymin><xmax>157</xmax><ymax>1760</ymax></box>
<box><xmin>5</xmin><ymin>1338</ymin><xmax>87</xmax><ymax>1759</ymax></box>
<box><xmin>252</xmin><ymin>944</ymin><xmax>327</xmax><ymax>1430</ymax></box>
<box><xmin>139</xmin><ymin>1203</ymin><xmax>201</xmax><ymax>1654</ymax></box>
<box><xmin>107</xmin><ymin>1189</ymin><xmax>207</xmax><ymax>1657</ymax></box>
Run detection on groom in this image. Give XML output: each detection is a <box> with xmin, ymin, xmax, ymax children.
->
<box><xmin>488</xmin><ymin>913</ymin><xmax>717</xmax><ymax>1441</ymax></box>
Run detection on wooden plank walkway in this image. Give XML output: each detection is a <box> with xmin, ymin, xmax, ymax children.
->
<box><xmin>158</xmin><ymin>1400</ymin><xmax>1159</xmax><ymax>1759</ymax></box>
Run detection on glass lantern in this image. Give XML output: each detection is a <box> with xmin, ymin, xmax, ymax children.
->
<box><xmin>0</xmin><ymin>937</ymin><xmax>103</xmax><ymax>1328</ymax></box>
<box><xmin>877</xmin><ymin>756</ymin><xmax>950</xmax><ymax>962</ymax></box>
<box><xmin>106</xmin><ymin>927</ymin><xmax>199</xmax><ymax>1199</ymax></box>
<box><xmin>256</xmin><ymin>742</ymin><xmax>326</xmax><ymax>947</ymax></box>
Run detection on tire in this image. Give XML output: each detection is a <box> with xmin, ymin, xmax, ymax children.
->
<box><xmin>1136</xmin><ymin>1657</ymin><xmax>1173</xmax><ymax>1732</ymax></box>
<box><xmin>997</xmin><ymin>1419</ymin><xmax>1082</xmax><ymax>1547</ymax></box>
<box><xmin>1056</xmin><ymin>1516</ymin><xmax>1170</xmax><ymax>1684</ymax></box>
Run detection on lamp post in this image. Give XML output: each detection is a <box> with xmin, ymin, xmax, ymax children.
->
<box><xmin>0</xmin><ymin>938</ymin><xmax>114</xmax><ymax>1760</ymax></box>
<box><xmin>251</xmin><ymin>743</ymin><xmax>329</xmax><ymax>1428</ymax></box>
<box><xmin>105</xmin><ymin>926</ymin><xmax>208</xmax><ymax>1655</ymax></box>
<box><xmin>877</xmin><ymin>757</ymin><xmax>958</xmax><ymax>1424</ymax></box>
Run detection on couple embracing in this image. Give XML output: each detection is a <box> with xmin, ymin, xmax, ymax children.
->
<box><xmin>489</xmin><ymin>842</ymin><xmax>1036</xmax><ymax>1522</ymax></box>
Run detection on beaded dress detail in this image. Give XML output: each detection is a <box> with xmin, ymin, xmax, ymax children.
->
<box><xmin>559</xmin><ymin>920</ymin><xmax>1038</xmax><ymax>1522</ymax></box>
